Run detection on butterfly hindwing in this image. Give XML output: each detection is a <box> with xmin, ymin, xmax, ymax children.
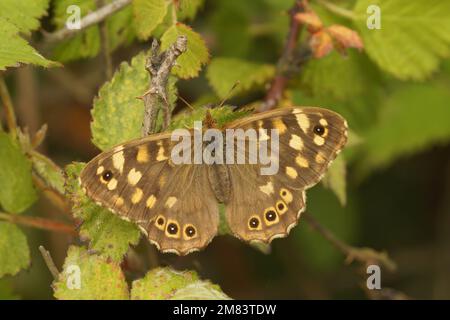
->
<box><xmin>223</xmin><ymin>107</ymin><xmax>348</xmax><ymax>242</ymax></box>
<box><xmin>80</xmin><ymin>133</ymin><xmax>220</xmax><ymax>255</ymax></box>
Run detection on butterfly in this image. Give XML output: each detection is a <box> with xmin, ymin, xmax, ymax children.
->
<box><xmin>79</xmin><ymin>106</ymin><xmax>348</xmax><ymax>255</ymax></box>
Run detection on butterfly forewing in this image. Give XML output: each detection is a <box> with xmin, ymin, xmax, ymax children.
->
<box><xmin>223</xmin><ymin>107</ymin><xmax>348</xmax><ymax>242</ymax></box>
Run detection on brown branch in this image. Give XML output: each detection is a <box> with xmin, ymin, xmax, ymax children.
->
<box><xmin>259</xmin><ymin>0</ymin><xmax>310</xmax><ymax>112</ymax></box>
<box><xmin>44</xmin><ymin>0</ymin><xmax>132</xmax><ymax>43</ymax></box>
<box><xmin>97</xmin><ymin>0</ymin><xmax>113</xmax><ymax>79</ymax></box>
<box><xmin>141</xmin><ymin>36</ymin><xmax>187</xmax><ymax>136</ymax></box>
<box><xmin>302</xmin><ymin>211</ymin><xmax>397</xmax><ymax>271</ymax></box>
<box><xmin>0</xmin><ymin>212</ymin><xmax>76</xmax><ymax>235</ymax></box>
<box><xmin>0</xmin><ymin>76</ymin><xmax>18</xmax><ymax>139</ymax></box>
<box><xmin>39</xmin><ymin>246</ymin><xmax>60</xmax><ymax>280</ymax></box>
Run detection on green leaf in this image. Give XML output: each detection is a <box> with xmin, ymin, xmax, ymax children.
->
<box><xmin>0</xmin><ymin>18</ymin><xmax>56</xmax><ymax>70</ymax></box>
<box><xmin>53</xmin><ymin>246</ymin><xmax>129</xmax><ymax>300</ymax></box>
<box><xmin>0</xmin><ymin>0</ymin><xmax>49</xmax><ymax>34</ymax></box>
<box><xmin>133</xmin><ymin>0</ymin><xmax>168</xmax><ymax>40</ymax></box>
<box><xmin>160</xmin><ymin>23</ymin><xmax>209</xmax><ymax>79</ymax></box>
<box><xmin>30</xmin><ymin>152</ymin><xmax>65</xmax><ymax>195</ymax></box>
<box><xmin>207</xmin><ymin>57</ymin><xmax>275</xmax><ymax>99</ymax></box>
<box><xmin>322</xmin><ymin>155</ymin><xmax>347</xmax><ymax>206</ymax></box>
<box><xmin>358</xmin><ymin>83</ymin><xmax>450</xmax><ymax>174</ymax></box>
<box><xmin>131</xmin><ymin>267</ymin><xmax>231</xmax><ymax>300</ymax></box>
<box><xmin>0</xmin><ymin>132</ymin><xmax>37</xmax><ymax>214</ymax></box>
<box><xmin>0</xmin><ymin>222</ymin><xmax>30</xmax><ymax>278</ymax></box>
<box><xmin>92</xmin><ymin>51</ymin><xmax>177</xmax><ymax>150</ymax></box>
<box><xmin>65</xmin><ymin>163</ymin><xmax>141</xmax><ymax>262</ymax></box>
<box><xmin>177</xmin><ymin>0</ymin><xmax>205</xmax><ymax>21</ymax></box>
<box><xmin>353</xmin><ymin>0</ymin><xmax>450</xmax><ymax>80</ymax></box>
<box><xmin>106</xmin><ymin>5</ymin><xmax>136</xmax><ymax>51</ymax></box>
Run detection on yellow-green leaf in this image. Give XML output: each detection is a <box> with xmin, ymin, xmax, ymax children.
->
<box><xmin>0</xmin><ymin>0</ymin><xmax>49</xmax><ymax>34</ymax></box>
<box><xmin>0</xmin><ymin>222</ymin><xmax>30</xmax><ymax>278</ymax></box>
<box><xmin>133</xmin><ymin>0</ymin><xmax>168</xmax><ymax>40</ymax></box>
<box><xmin>160</xmin><ymin>23</ymin><xmax>209</xmax><ymax>79</ymax></box>
<box><xmin>322</xmin><ymin>155</ymin><xmax>347</xmax><ymax>206</ymax></box>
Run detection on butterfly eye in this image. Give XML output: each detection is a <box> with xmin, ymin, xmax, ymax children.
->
<box><xmin>167</xmin><ymin>223</ymin><xmax>179</xmax><ymax>235</ymax></box>
<box><xmin>313</xmin><ymin>125</ymin><xmax>325</xmax><ymax>136</ymax></box>
<box><xmin>102</xmin><ymin>170</ymin><xmax>113</xmax><ymax>181</ymax></box>
<box><xmin>249</xmin><ymin>217</ymin><xmax>260</xmax><ymax>229</ymax></box>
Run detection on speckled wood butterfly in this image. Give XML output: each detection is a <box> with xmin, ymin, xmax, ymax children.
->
<box><xmin>80</xmin><ymin>107</ymin><xmax>348</xmax><ymax>255</ymax></box>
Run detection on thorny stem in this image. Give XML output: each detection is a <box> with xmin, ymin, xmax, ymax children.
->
<box><xmin>259</xmin><ymin>0</ymin><xmax>310</xmax><ymax>112</ymax></box>
<box><xmin>44</xmin><ymin>0</ymin><xmax>132</xmax><ymax>43</ymax></box>
<box><xmin>141</xmin><ymin>36</ymin><xmax>187</xmax><ymax>136</ymax></box>
<box><xmin>302</xmin><ymin>212</ymin><xmax>397</xmax><ymax>271</ymax></box>
<box><xmin>39</xmin><ymin>246</ymin><xmax>60</xmax><ymax>280</ymax></box>
<box><xmin>0</xmin><ymin>76</ymin><xmax>18</xmax><ymax>139</ymax></box>
<box><xmin>0</xmin><ymin>212</ymin><xmax>76</xmax><ymax>235</ymax></box>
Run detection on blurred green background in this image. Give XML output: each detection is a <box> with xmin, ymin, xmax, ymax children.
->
<box><xmin>1</xmin><ymin>0</ymin><xmax>450</xmax><ymax>299</ymax></box>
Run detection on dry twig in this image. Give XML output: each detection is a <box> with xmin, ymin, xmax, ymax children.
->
<box><xmin>39</xmin><ymin>246</ymin><xmax>60</xmax><ymax>280</ymax></box>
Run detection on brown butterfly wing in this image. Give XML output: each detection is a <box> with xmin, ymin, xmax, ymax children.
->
<box><xmin>80</xmin><ymin>133</ymin><xmax>220</xmax><ymax>255</ymax></box>
<box><xmin>223</xmin><ymin>107</ymin><xmax>348</xmax><ymax>243</ymax></box>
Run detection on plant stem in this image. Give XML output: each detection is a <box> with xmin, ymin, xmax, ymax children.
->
<box><xmin>0</xmin><ymin>76</ymin><xmax>18</xmax><ymax>139</ymax></box>
<box><xmin>44</xmin><ymin>0</ymin><xmax>132</xmax><ymax>43</ymax></box>
<box><xmin>0</xmin><ymin>212</ymin><xmax>76</xmax><ymax>235</ymax></box>
<box><xmin>39</xmin><ymin>246</ymin><xmax>60</xmax><ymax>280</ymax></box>
<box><xmin>316</xmin><ymin>0</ymin><xmax>355</xmax><ymax>19</ymax></box>
<box><xmin>97</xmin><ymin>0</ymin><xmax>113</xmax><ymax>79</ymax></box>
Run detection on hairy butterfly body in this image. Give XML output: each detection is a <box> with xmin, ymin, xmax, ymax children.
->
<box><xmin>80</xmin><ymin>107</ymin><xmax>348</xmax><ymax>255</ymax></box>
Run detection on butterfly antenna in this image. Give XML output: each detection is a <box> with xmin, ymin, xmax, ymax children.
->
<box><xmin>218</xmin><ymin>81</ymin><xmax>240</xmax><ymax>108</ymax></box>
<box><xmin>178</xmin><ymin>94</ymin><xmax>195</xmax><ymax>110</ymax></box>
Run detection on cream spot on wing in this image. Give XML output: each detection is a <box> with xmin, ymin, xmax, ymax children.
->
<box><xmin>272</xmin><ymin>119</ymin><xmax>287</xmax><ymax>135</ymax></box>
<box><xmin>295</xmin><ymin>113</ymin><xmax>310</xmax><ymax>133</ymax></box>
<box><xmin>131</xmin><ymin>188</ymin><xmax>143</xmax><ymax>204</ymax></box>
<box><xmin>156</xmin><ymin>142</ymin><xmax>168</xmax><ymax>161</ymax></box>
<box><xmin>107</xmin><ymin>178</ymin><xmax>118</xmax><ymax>190</ymax></box>
<box><xmin>127</xmin><ymin>168</ymin><xmax>142</xmax><ymax>185</ymax></box>
<box><xmin>315</xmin><ymin>152</ymin><xmax>326</xmax><ymax>164</ymax></box>
<box><xmin>259</xmin><ymin>181</ymin><xmax>274</xmax><ymax>196</ymax></box>
<box><xmin>112</xmin><ymin>151</ymin><xmax>125</xmax><ymax>173</ymax></box>
<box><xmin>137</xmin><ymin>145</ymin><xmax>149</xmax><ymax>163</ymax></box>
<box><xmin>116</xmin><ymin>197</ymin><xmax>124</xmax><ymax>207</ymax></box>
<box><xmin>96</xmin><ymin>166</ymin><xmax>104</xmax><ymax>175</ymax></box>
<box><xmin>165</xmin><ymin>196</ymin><xmax>177</xmax><ymax>208</ymax></box>
<box><xmin>319</xmin><ymin>118</ymin><xmax>328</xmax><ymax>126</ymax></box>
<box><xmin>146</xmin><ymin>195</ymin><xmax>156</xmax><ymax>208</ymax></box>
<box><xmin>295</xmin><ymin>155</ymin><xmax>309</xmax><ymax>168</ymax></box>
<box><xmin>289</xmin><ymin>134</ymin><xmax>303</xmax><ymax>151</ymax></box>
<box><xmin>314</xmin><ymin>135</ymin><xmax>325</xmax><ymax>146</ymax></box>
<box><xmin>286</xmin><ymin>166</ymin><xmax>298</xmax><ymax>179</ymax></box>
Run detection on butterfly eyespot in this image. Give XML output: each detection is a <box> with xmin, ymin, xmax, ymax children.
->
<box><xmin>157</xmin><ymin>217</ymin><xmax>165</xmax><ymax>226</ymax></box>
<box><xmin>249</xmin><ymin>217</ymin><xmax>260</xmax><ymax>229</ymax></box>
<box><xmin>167</xmin><ymin>223</ymin><xmax>178</xmax><ymax>235</ymax></box>
<box><xmin>281</xmin><ymin>190</ymin><xmax>287</xmax><ymax>196</ymax></box>
<box><xmin>185</xmin><ymin>225</ymin><xmax>196</xmax><ymax>238</ymax></box>
<box><xmin>277</xmin><ymin>202</ymin><xmax>284</xmax><ymax>211</ymax></box>
<box><xmin>265</xmin><ymin>210</ymin><xmax>277</xmax><ymax>222</ymax></box>
<box><xmin>102</xmin><ymin>170</ymin><xmax>113</xmax><ymax>181</ymax></box>
<box><xmin>313</xmin><ymin>125</ymin><xmax>325</xmax><ymax>136</ymax></box>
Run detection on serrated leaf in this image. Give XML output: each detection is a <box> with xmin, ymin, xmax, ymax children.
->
<box><xmin>31</xmin><ymin>152</ymin><xmax>65</xmax><ymax>194</ymax></box>
<box><xmin>0</xmin><ymin>18</ymin><xmax>56</xmax><ymax>70</ymax></box>
<box><xmin>65</xmin><ymin>163</ymin><xmax>141</xmax><ymax>262</ymax></box>
<box><xmin>160</xmin><ymin>23</ymin><xmax>209</xmax><ymax>79</ymax></box>
<box><xmin>53</xmin><ymin>246</ymin><xmax>129</xmax><ymax>300</ymax></box>
<box><xmin>131</xmin><ymin>267</ymin><xmax>230</xmax><ymax>300</ymax></box>
<box><xmin>107</xmin><ymin>5</ymin><xmax>136</xmax><ymax>51</ymax></box>
<box><xmin>358</xmin><ymin>84</ymin><xmax>450</xmax><ymax>174</ymax></box>
<box><xmin>177</xmin><ymin>0</ymin><xmax>205</xmax><ymax>21</ymax></box>
<box><xmin>207</xmin><ymin>58</ymin><xmax>275</xmax><ymax>99</ymax></box>
<box><xmin>133</xmin><ymin>0</ymin><xmax>167</xmax><ymax>40</ymax></box>
<box><xmin>353</xmin><ymin>0</ymin><xmax>450</xmax><ymax>80</ymax></box>
<box><xmin>0</xmin><ymin>0</ymin><xmax>49</xmax><ymax>34</ymax></box>
<box><xmin>0</xmin><ymin>132</ymin><xmax>37</xmax><ymax>214</ymax></box>
<box><xmin>322</xmin><ymin>155</ymin><xmax>346</xmax><ymax>206</ymax></box>
<box><xmin>91</xmin><ymin>51</ymin><xmax>177</xmax><ymax>150</ymax></box>
<box><xmin>0</xmin><ymin>222</ymin><xmax>30</xmax><ymax>278</ymax></box>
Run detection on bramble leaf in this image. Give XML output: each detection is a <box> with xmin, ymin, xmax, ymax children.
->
<box><xmin>53</xmin><ymin>246</ymin><xmax>129</xmax><ymax>300</ymax></box>
<box><xmin>31</xmin><ymin>152</ymin><xmax>65</xmax><ymax>195</ymax></box>
<box><xmin>207</xmin><ymin>58</ymin><xmax>275</xmax><ymax>99</ymax></box>
<box><xmin>0</xmin><ymin>222</ymin><xmax>30</xmax><ymax>278</ymax></box>
<box><xmin>0</xmin><ymin>0</ymin><xmax>49</xmax><ymax>34</ymax></box>
<box><xmin>0</xmin><ymin>132</ymin><xmax>37</xmax><ymax>214</ymax></box>
<box><xmin>353</xmin><ymin>0</ymin><xmax>450</xmax><ymax>80</ymax></box>
<box><xmin>133</xmin><ymin>0</ymin><xmax>168</xmax><ymax>40</ymax></box>
<box><xmin>177</xmin><ymin>0</ymin><xmax>205</xmax><ymax>21</ymax></box>
<box><xmin>91</xmin><ymin>51</ymin><xmax>177</xmax><ymax>150</ymax></box>
<box><xmin>131</xmin><ymin>267</ymin><xmax>231</xmax><ymax>300</ymax></box>
<box><xmin>160</xmin><ymin>23</ymin><xmax>209</xmax><ymax>79</ymax></box>
<box><xmin>322</xmin><ymin>155</ymin><xmax>347</xmax><ymax>206</ymax></box>
<box><xmin>65</xmin><ymin>163</ymin><xmax>141</xmax><ymax>262</ymax></box>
